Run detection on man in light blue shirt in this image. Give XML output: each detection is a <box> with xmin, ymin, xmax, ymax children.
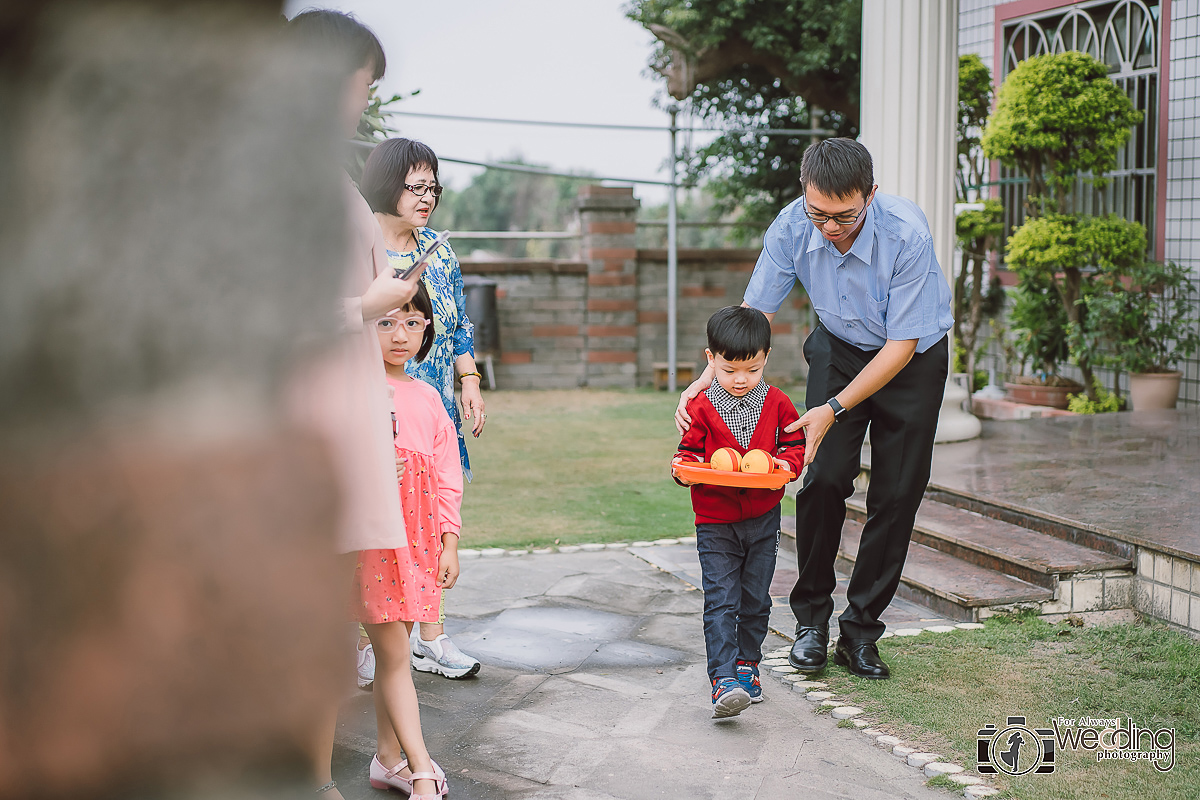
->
<box><xmin>676</xmin><ymin>138</ymin><xmax>951</xmax><ymax>680</ymax></box>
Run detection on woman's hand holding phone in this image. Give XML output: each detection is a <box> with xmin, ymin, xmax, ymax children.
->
<box><xmin>361</xmin><ymin>266</ymin><xmax>426</xmax><ymax>321</ymax></box>
<box><xmin>394</xmin><ymin>230</ymin><xmax>451</xmax><ymax>280</ymax></box>
<box><xmin>361</xmin><ymin>230</ymin><xmax>450</xmax><ymax>320</ymax></box>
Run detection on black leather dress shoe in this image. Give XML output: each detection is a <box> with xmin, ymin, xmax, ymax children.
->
<box><xmin>788</xmin><ymin>624</ymin><xmax>829</xmax><ymax>673</ymax></box>
<box><xmin>834</xmin><ymin>637</ymin><xmax>890</xmax><ymax>679</ymax></box>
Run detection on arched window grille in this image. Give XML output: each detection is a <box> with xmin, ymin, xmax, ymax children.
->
<box><xmin>998</xmin><ymin>0</ymin><xmax>1160</xmax><ymax>255</ymax></box>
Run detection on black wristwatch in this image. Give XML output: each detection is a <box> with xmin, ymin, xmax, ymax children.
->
<box><xmin>827</xmin><ymin>398</ymin><xmax>847</xmax><ymax>422</ymax></box>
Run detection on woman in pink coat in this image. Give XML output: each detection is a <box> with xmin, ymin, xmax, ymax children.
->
<box><xmin>287</xmin><ymin>10</ymin><xmax>443</xmax><ymax>800</ymax></box>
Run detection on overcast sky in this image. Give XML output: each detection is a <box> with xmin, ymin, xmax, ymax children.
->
<box><xmin>284</xmin><ymin>0</ymin><xmax>700</xmax><ymax>205</ymax></box>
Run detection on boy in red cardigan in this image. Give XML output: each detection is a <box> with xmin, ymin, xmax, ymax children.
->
<box><xmin>672</xmin><ymin>306</ymin><xmax>805</xmax><ymax>718</ymax></box>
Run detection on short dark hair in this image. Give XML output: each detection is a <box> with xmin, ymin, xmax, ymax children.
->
<box><xmin>360</xmin><ymin>138</ymin><xmax>441</xmax><ymax>215</ymax></box>
<box><xmin>707</xmin><ymin>306</ymin><xmax>771</xmax><ymax>362</ymax></box>
<box><xmin>287</xmin><ymin>9</ymin><xmax>386</xmax><ymax>82</ymax></box>
<box><xmin>800</xmin><ymin>137</ymin><xmax>873</xmax><ymax>201</ymax></box>
<box><xmin>399</xmin><ymin>281</ymin><xmax>436</xmax><ymax>362</ymax></box>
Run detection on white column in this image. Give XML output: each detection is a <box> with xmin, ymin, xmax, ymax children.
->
<box><xmin>860</xmin><ymin>0</ymin><xmax>980</xmax><ymax>442</ymax></box>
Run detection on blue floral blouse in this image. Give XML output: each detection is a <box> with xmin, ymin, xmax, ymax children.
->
<box><xmin>386</xmin><ymin>227</ymin><xmax>475</xmax><ymax>480</ymax></box>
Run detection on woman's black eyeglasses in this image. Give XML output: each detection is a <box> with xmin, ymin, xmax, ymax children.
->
<box><xmin>404</xmin><ymin>183</ymin><xmax>444</xmax><ymax>198</ymax></box>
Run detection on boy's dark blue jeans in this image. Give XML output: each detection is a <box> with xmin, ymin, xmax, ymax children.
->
<box><xmin>695</xmin><ymin>505</ymin><xmax>781</xmax><ymax>683</ymax></box>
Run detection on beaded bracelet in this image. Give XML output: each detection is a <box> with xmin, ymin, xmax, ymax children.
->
<box><xmin>458</xmin><ymin>371</ymin><xmax>483</xmax><ymax>383</ymax></box>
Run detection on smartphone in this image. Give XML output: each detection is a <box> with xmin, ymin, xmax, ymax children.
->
<box><xmin>394</xmin><ymin>230</ymin><xmax>452</xmax><ymax>280</ymax></box>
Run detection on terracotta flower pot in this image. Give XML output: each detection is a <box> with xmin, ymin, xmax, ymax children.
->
<box><xmin>1004</xmin><ymin>381</ymin><xmax>1080</xmax><ymax>410</ymax></box>
<box><xmin>1128</xmin><ymin>371</ymin><xmax>1182</xmax><ymax>410</ymax></box>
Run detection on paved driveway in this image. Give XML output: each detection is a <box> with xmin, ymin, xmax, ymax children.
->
<box><xmin>333</xmin><ymin>549</ymin><xmax>944</xmax><ymax>800</ymax></box>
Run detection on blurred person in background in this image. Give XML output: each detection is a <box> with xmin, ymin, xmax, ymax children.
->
<box><xmin>0</xmin><ymin>1</ymin><xmax>425</xmax><ymax>798</ymax></box>
<box><xmin>286</xmin><ymin>8</ymin><xmax>442</xmax><ymax>798</ymax></box>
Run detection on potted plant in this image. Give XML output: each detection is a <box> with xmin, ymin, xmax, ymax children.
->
<box><xmin>1004</xmin><ymin>213</ymin><xmax>1147</xmax><ymax>406</ymax></box>
<box><xmin>1086</xmin><ymin>258</ymin><xmax>1200</xmax><ymax>410</ymax></box>
<box><xmin>982</xmin><ymin>51</ymin><xmax>1142</xmax><ymax>405</ymax></box>
<box><xmin>1004</xmin><ymin>267</ymin><xmax>1076</xmax><ymax>407</ymax></box>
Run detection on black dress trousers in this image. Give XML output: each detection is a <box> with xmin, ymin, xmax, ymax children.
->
<box><xmin>789</xmin><ymin>324</ymin><xmax>948</xmax><ymax>641</ymax></box>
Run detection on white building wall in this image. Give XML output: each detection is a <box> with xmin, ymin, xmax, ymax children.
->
<box><xmin>1165</xmin><ymin>0</ymin><xmax>1200</xmax><ymax>404</ymax></box>
<box><xmin>958</xmin><ymin>0</ymin><xmax>1002</xmax><ymax>66</ymax></box>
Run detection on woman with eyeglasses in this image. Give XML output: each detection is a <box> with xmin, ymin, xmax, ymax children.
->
<box><xmin>360</xmin><ymin>138</ymin><xmax>484</xmax><ymax>682</ymax></box>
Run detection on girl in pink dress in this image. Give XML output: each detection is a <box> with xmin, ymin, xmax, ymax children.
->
<box><xmin>354</xmin><ymin>282</ymin><xmax>462</xmax><ymax>796</ymax></box>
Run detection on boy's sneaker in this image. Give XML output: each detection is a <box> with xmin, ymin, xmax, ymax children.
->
<box><xmin>411</xmin><ymin>631</ymin><xmax>481</xmax><ymax>679</ymax></box>
<box><xmin>356</xmin><ymin>642</ymin><xmax>375</xmax><ymax>689</ymax></box>
<box><xmin>735</xmin><ymin>660</ymin><xmax>763</xmax><ymax>703</ymax></box>
<box><xmin>711</xmin><ymin>677</ymin><xmax>751</xmax><ymax>719</ymax></box>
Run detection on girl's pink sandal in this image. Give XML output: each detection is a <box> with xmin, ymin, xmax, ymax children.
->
<box><xmin>407</xmin><ymin>771</ymin><xmax>445</xmax><ymax>800</ymax></box>
<box><xmin>369</xmin><ymin>754</ymin><xmax>448</xmax><ymax>797</ymax></box>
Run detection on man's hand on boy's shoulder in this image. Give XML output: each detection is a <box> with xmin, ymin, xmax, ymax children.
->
<box><xmin>675</xmin><ymin>386</ymin><xmax>709</xmax><ymax>437</ymax></box>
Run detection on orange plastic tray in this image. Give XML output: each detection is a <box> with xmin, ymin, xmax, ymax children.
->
<box><xmin>674</xmin><ymin>462</ymin><xmax>796</xmax><ymax>490</ymax></box>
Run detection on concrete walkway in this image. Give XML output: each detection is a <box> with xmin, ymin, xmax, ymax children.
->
<box><xmin>333</xmin><ymin>549</ymin><xmax>945</xmax><ymax>800</ymax></box>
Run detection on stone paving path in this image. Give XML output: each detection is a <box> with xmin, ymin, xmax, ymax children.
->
<box><xmin>333</xmin><ymin>549</ymin><xmax>948</xmax><ymax>799</ymax></box>
<box><xmin>632</xmin><ymin>542</ymin><xmax>957</xmax><ymax>641</ymax></box>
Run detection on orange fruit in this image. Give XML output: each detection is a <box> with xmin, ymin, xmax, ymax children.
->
<box><xmin>710</xmin><ymin>447</ymin><xmax>742</xmax><ymax>472</ymax></box>
<box><xmin>740</xmin><ymin>449</ymin><xmax>775</xmax><ymax>474</ymax></box>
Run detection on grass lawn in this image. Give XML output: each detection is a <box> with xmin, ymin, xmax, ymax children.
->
<box><xmin>820</xmin><ymin>613</ymin><xmax>1200</xmax><ymax>799</ymax></box>
<box><xmin>460</xmin><ymin>389</ymin><xmax>1198</xmax><ymax>800</ymax></box>
<box><xmin>461</xmin><ymin>387</ymin><xmax>806</xmax><ymax>549</ymax></box>
<box><xmin>460</xmin><ymin>389</ymin><xmax>698</xmax><ymax>549</ymax></box>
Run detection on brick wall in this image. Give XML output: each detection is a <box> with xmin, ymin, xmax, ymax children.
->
<box><xmin>579</xmin><ymin>186</ymin><xmax>640</xmax><ymax>388</ymax></box>
<box><xmin>635</xmin><ymin>249</ymin><xmax>810</xmax><ymax>387</ymax></box>
<box><xmin>459</xmin><ymin>188</ymin><xmax>812</xmax><ymax>390</ymax></box>
<box><xmin>462</xmin><ymin>260</ymin><xmax>588</xmax><ymax>390</ymax></box>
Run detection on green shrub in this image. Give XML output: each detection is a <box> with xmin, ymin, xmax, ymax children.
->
<box><xmin>1067</xmin><ymin>385</ymin><xmax>1122</xmax><ymax>414</ymax></box>
<box><xmin>1085</xmin><ymin>258</ymin><xmax>1200</xmax><ymax>375</ymax></box>
<box><xmin>982</xmin><ymin>51</ymin><xmax>1141</xmax><ymax>215</ymax></box>
<box><xmin>1005</xmin><ymin>213</ymin><xmax>1147</xmax><ymax>395</ymax></box>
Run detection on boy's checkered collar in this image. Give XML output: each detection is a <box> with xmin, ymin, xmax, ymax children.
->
<box><xmin>706</xmin><ymin>380</ymin><xmax>768</xmax><ymax>412</ymax></box>
<box><xmin>705</xmin><ymin>380</ymin><xmax>769</xmax><ymax>448</ymax></box>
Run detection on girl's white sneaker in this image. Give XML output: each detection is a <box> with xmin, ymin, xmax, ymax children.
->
<box><xmin>410</xmin><ymin>632</ymin><xmax>481</xmax><ymax>679</ymax></box>
<box><xmin>356</xmin><ymin>642</ymin><xmax>375</xmax><ymax>689</ymax></box>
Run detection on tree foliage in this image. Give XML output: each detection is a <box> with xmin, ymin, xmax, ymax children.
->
<box><xmin>981</xmin><ymin>51</ymin><xmax>1141</xmax><ymax>215</ymax></box>
<box><xmin>952</xmin><ymin>55</ymin><xmax>1002</xmax><ymax>391</ymax></box>
<box><xmin>954</xmin><ymin>198</ymin><xmax>1005</xmax><ymax>390</ymax></box>
<box><xmin>684</xmin><ymin>76</ymin><xmax>822</xmax><ymax>231</ymax></box>
<box><xmin>346</xmin><ymin>86</ymin><xmax>417</xmax><ymax>184</ymax></box>
<box><xmin>627</xmin><ymin>0</ymin><xmax>861</xmax><ymax>228</ymax></box>
<box><xmin>956</xmin><ymin>54</ymin><xmax>992</xmax><ymax>202</ymax></box>
<box><xmin>627</xmin><ymin>0</ymin><xmax>861</xmax><ymax>120</ymax></box>
<box><xmin>986</xmin><ymin>50</ymin><xmax>1145</xmax><ymax>400</ymax></box>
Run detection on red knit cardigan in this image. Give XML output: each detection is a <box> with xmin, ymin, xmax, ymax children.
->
<box><xmin>673</xmin><ymin>385</ymin><xmax>806</xmax><ymax>524</ymax></box>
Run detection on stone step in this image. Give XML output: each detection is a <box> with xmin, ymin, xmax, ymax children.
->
<box><xmin>922</xmin><ymin>487</ymin><xmax>1136</xmax><ymax>561</ymax></box>
<box><xmin>856</xmin><ymin>450</ymin><xmax>1135</xmax><ymax>562</ymax></box>
<box><xmin>837</xmin><ymin>520</ymin><xmax>1053</xmax><ymax>622</ymax></box>
<box><xmin>845</xmin><ymin>494</ymin><xmax>1132</xmax><ymax>589</ymax></box>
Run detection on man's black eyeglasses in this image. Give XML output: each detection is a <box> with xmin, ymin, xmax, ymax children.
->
<box><xmin>404</xmin><ymin>183</ymin><xmax>444</xmax><ymax>197</ymax></box>
<box><xmin>803</xmin><ymin>206</ymin><xmax>865</xmax><ymax>226</ymax></box>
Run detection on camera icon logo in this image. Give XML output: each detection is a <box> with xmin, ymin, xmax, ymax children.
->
<box><xmin>977</xmin><ymin>716</ymin><xmax>1055</xmax><ymax>776</ymax></box>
